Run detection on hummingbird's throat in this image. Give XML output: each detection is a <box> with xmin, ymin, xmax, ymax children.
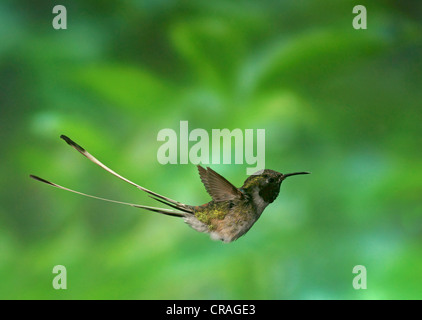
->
<box><xmin>258</xmin><ymin>184</ymin><xmax>280</xmax><ymax>204</ymax></box>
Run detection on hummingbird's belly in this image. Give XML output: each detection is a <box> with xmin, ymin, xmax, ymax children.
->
<box><xmin>211</xmin><ymin>214</ymin><xmax>256</xmax><ymax>243</ymax></box>
<box><xmin>187</xmin><ymin>202</ymin><xmax>258</xmax><ymax>243</ymax></box>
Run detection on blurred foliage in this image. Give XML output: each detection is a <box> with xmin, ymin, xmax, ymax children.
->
<box><xmin>0</xmin><ymin>0</ymin><xmax>421</xmax><ymax>299</ymax></box>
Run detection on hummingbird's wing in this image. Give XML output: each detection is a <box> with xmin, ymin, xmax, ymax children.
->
<box><xmin>59</xmin><ymin>135</ymin><xmax>191</xmax><ymax>213</ymax></box>
<box><xmin>29</xmin><ymin>175</ymin><xmax>186</xmax><ymax>217</ymax></box>
<box><xmin>197</xmin><ymin>165</ymin><xmax>242</xmax><ymax>202</ymax></box>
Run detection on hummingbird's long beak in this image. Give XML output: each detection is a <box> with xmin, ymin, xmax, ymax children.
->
<box><xmin>282</xmin><ymin>172</ymin><xmax>310</xmax><ymax>179</ymax></box>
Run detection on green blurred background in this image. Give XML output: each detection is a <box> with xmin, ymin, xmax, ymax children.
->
<box><xmin>1</xmin><ymin>0</ymin><xmax>421</xmax><ymax>299</ymax></box>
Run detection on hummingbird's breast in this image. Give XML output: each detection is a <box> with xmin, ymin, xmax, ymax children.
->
<box><xmin>185</xmin><ymin>198</ymin><xmax>259</xmax><ymax>243</ymax></box>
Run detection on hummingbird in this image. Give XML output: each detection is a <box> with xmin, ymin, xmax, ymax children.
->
<box><xmin>30</xmin><ymin>135</ymin><xmax>310</xmax><ymax>242</ymax></box>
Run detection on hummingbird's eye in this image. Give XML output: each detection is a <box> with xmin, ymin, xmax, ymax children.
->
<box><xmin>268</xmin><ymin>177</ymin><xmax>275</xmax><ymax>183</ymax></box>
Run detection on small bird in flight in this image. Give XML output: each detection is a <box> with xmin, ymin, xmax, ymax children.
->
<box><xmin>30</xmin><ymin>135</ymin><xmax>309</xmax><ymax>242</ymax></box>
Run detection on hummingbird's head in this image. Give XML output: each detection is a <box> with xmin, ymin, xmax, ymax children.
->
<box><xmin>242</xmin><ymin>169</ymin><xmax>310</xmax><ymax>204</ymax></box>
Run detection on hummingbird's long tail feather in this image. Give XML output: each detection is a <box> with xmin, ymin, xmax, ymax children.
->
<box><xmin>59</xmin><ymin>135</ymin><xmax>191</xmax><ymax>212</ymax></box>
<box><xmin>148</xmin><ymin>196</ymin><xmax>193</xmax><ymax>214</ymax></box>
<box><xmin>29</xmin><ymin>175</ymin><xmax>186</xmax><ymax>218</ymax></box>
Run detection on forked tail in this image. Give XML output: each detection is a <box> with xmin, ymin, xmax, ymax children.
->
<box><xmin>30</xmin><ymin>135</ymin><xmax>194</xmax><ymax>217</ymax></box>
